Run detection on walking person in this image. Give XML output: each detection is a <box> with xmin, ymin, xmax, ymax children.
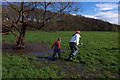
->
<box><xmin>67</xmin><ymin>30</ymin><xmax>81</xmax><ymax>61</ymax></box>
<box><xmin>52</xmin><ymin>38</ymin><xmax>61</xmax><ymax>60</ymax></box>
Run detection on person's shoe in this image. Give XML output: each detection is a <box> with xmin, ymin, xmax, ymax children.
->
<box><xmin>69</xmin><ymin>58</ymin><xmax>73</xmax><ymax>61</ymax></box>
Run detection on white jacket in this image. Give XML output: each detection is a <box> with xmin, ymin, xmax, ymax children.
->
<box><xmin>70</xmin><ymin>33</ymin><xmax>81</xmax><ymax>45</ymax></box>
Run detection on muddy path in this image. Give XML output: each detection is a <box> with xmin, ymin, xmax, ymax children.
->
<box><xmin>2</xmin><ymin>43</ymin><xmax>53</xmax><ymax>56</ymax></box>
<box><xmin>2</xmin><ymin>42</ymin><xmax>67</xmax><ymax>62</ymax></box>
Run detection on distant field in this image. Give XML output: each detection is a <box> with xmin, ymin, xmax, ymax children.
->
<box><xmin>2</xmin><ymin>31</ymin><xmax>119</xmax><ymax>78</ymax></box>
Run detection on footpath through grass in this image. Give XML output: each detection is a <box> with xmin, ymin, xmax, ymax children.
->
<box><xmin>2</xmin><ymin>31</ymin><xmax>119</xmax><ymax>79</ymax></box>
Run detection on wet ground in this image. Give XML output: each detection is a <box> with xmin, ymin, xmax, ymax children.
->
<box><xmin>2</xmin><ymin>42</ymin><xmax>86</xmax><ymax>77</ymax></box>
<box><xmin>2</xmin><ymin>43</ymin><xmax>66</xmax><ymax>61</ymax></box>
<box><xmin>2</xmin><ymin>43</ymin><xmax>53</xmax><ymax>56</ymax></box>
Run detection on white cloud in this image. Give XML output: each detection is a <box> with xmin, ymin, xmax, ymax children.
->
<box><xmin>82</xmin><ymin>3</ymin><xmax>119</xmax><ymax>25</ymax></box>
<box><xmin>95</xmin><ymin>11</ymin><xmax>117</xmax><ymax>19</ymax></box>
<box><xmin>96</xmin><ymin>3</ymin><xmax>118</xmax><ymax>11</ymax></box>
<box><xmin>83</xmin><ymin>15</ymin><xmax>98</xmax><ymax>19</ymax></box>
<box><xmin>95</xmin><ymin>11</ymin><xmax>118</xmax><ymax>24</ymax></box>
<box><xmin>83</xmin><ymin>11</ymin><xmax>118</xmax><ymax>25</ymax></box>
<box><xmin>72</xmin><ymin>14</ymin><xmax>77</xmax><ymax>16</ymax></box>
<box><xmin>88</xmin><ymin>3</ymin><xmax>119</xmax><ymax>25</ymax></box>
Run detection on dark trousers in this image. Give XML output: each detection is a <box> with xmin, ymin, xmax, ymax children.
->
<box><xmin>68</xmin><ymin>42</ymin><xmax>79</xmax><ymax>60</ymax></box>
<box><xmin>52</xmin><ymin>49</ymin><xmax>61</xmax><ymax>59</ymax></box>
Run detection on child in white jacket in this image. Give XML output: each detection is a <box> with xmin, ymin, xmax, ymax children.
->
<box><xmin>67</xmin><ymin>30</ymin><xmax>81</xmax><ymax>61</ymax></box>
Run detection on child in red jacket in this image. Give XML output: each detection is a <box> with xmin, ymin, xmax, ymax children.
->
<box><xmin>52</xmin><ymin>38</ymin><xmax>61</xmax><ymax>59</ymax></box>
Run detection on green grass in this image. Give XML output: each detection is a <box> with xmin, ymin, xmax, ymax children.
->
<box><xmin>2</xmin><ymin>53</ymin><xmax>66</xmax><ymax>78</ymax></box>
<box><xmin>2</xmin><ymin>31</ymin><xmax>119</xmax><ymax>79</ymax></box>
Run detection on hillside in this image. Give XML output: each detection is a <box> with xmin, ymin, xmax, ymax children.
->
<box><xmin>42</xmin><ymin>13</ymin><xmax>119</xmax><ymax>31</ymax></box>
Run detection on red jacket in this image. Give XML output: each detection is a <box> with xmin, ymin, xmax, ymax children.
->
<box><xmin>52</xmin><ymin>41</ymin><xmax>60</xmax><ymax>50</ymax></box>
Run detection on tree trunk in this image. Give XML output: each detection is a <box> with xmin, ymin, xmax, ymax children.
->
<box><xmin>16</xmin><ymin>2</ymin><xmax>27</xmax><ymax>49</ymax></box>
<box><xmin>16</xmin><ymin>22</ymin><xmax>27</xmax><ymax>49</ymax></box>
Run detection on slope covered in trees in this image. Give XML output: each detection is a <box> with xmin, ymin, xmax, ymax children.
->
<box><xmin>26</xmin><ymin>9</ymin><xmax>119</xmax><ymax>31</ymax></box>
<box><xmin>43</xmin><ymin>14</ymin><xmax>119</xmax><ymax>31</ymax></box>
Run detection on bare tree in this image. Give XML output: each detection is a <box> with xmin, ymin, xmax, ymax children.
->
<box><xmin>2</xmin><ymin>2</ymin><xmax>38</xmax><ymax>48</ymax></box>
<box><xmin>2</xmin><ymin>1</ymin><xmax>80</xmax><ymax>48</ymax></box>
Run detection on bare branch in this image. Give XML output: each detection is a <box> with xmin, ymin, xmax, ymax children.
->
<box><xmin>15</xmin><ymin>12</ymin><xmax>21</xmax><ymax>23</ymax></box>
<box><xmin>2</xmin><ymin>24</ymin><xmax>18</xmax><ymax>37</ymax></box>
<box><xmin>12</xmin><ymin>24</ymin><xmax>21</xmax><ymax>33</ymax></box>
<box><xmin>3</xmin><ymin>24</ymin><xmax>20</xmax><ymax>33</ymax></box>
<box><xmin>4</xmin><ymin>13</ymin><xmax>14</xmax><ymax>23</ymax></box>
<box><xmin>10</xmin><ymin>29</ymin><xmax>18</xmax><ymax>38</ymax></box>
<box><xmin>23</xmin><ymin>3</ymin><xmax>38</xmax><ymax>12</ymax></box>
<box><xmin>46</xmin><ymin>2</ymin><xmax>52</xmax><ymax>7</ymax></box>
<box><xmin>57</xmin><ymin>3</ymin><xmax>71</xmax><ymax>13</ymax></box>
<box><xmin>7</xmin><ymin>2</ymin><xmax>20</xmax><ymax>12</ymax></box>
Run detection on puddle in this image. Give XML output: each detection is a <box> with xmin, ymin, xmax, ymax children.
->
<box><xmin>2</xmin><ymin>43</ymin><xmax>53</xmax><ymax>56</ymax></box>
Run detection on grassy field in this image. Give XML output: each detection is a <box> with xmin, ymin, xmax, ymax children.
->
<box><xmin>2</xmin><ymin>31</ymin><xmax>119</xmax><ymax>79</ymax></box>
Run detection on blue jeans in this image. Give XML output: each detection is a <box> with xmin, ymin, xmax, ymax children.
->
<box><xmin>68</xmin><ymin>42</ymin><xmax>79</xmax><ymax>60</ymax></box>
<box><xmin>52</xmin><ymin>49</ymin><xmax>61</xmax><ymax>59</ymax></box>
